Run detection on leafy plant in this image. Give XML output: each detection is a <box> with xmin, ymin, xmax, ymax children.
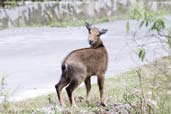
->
<box><xmin>125</xmin><ymin>1</ymin><xmax>171</xmax><ymax>114</ymax></box>
<box><xmin>138</xmin><ymin>48</ymin><xmax>146</xmax><ymax>61</ymax></box>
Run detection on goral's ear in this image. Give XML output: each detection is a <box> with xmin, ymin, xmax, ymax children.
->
<box><xmin>99</xmin><ymin>29</ymin><xmax>108</xmax><ymax>35</ymax></box>
<box><xmin>85</xmin><ymin>22</ymin><xmax>91</xmax><ymax>33</ymax></box>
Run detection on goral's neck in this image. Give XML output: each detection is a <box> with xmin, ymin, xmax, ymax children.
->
<box><xmin>91</xmin><ymin>39</ymin><xmax>104</xmax><ymax>48</ymax></box>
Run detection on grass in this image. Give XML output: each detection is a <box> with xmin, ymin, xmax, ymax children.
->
<box><xmin>1</xmin><ymin>56</ymin><xmax>170</xmax><ymax>114</ymax></box>
<box><xmin>19</xmin><ymin>14</ymin><xmax>130</xmax><ymax>28</ymax></box>
<box><xmin>47</xmin><ymin>15</ymin><xmax>130</xmax><ymax>27</ymax></box>
<box><xmin>0</xmin><ymin>14</ymin><xmax>130</xmax><ymax>30</ymax></box>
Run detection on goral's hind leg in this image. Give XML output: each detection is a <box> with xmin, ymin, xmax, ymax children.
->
<box><xmin>66</xmin><ymin>79</ymin><xmax>82</xmax><ymax>107</ymax></box>
<box><xmin>55</xmin><ymin>77</ymin><xmax>69</xmax><ymax>106</ymax></box>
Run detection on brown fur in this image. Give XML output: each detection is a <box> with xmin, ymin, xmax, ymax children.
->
<box><xmin>55</xmin><ymin>23</ymin><xmax>108</xmax><ymax>107</ymax></box>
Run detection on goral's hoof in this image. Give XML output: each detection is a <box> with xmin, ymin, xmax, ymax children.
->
<box><xmin>96</xmin><ymin>102</ymin><xmax>106</xmax><ymax>107</ymax></box>
<box><xmin>101</xmin><ymin>102</ymin><xmax>106</xmax><ymax>107</ymax></box>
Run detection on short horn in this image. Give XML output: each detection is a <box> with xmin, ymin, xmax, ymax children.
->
<box><xmin>85</xmin><ymin>22</ymin><xmax>91</xmax><ymax>32</ymax></box>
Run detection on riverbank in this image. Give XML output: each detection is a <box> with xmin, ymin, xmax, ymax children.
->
<box><xmin>1</xmin><ymin>57</ymin><xmax>170</xmax><ymax>114</ymax></box>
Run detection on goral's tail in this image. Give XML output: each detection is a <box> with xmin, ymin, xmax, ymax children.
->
<box><xmin>61</xmin><ymin>63</ymin><xmax>68</xmax><ymax>73</ymax></box>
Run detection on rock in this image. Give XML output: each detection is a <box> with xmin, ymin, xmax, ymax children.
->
<box><xmin>0</xmin><ymin>0</ymin><xmax>130</xmax><ymax>28</ymax></box>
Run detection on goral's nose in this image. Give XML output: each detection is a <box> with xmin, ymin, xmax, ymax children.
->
<box><xmin>89</xmin><ymin>40</ymin><xmax>93</xmax><ymax>45</ymax></box>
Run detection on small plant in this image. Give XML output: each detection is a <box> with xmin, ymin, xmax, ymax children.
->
<box><xmin>0</xmin><ymin>75</ymin><xmax>11</xmax><ymax>114</ymax></box>
<box><xmin>47</xmin><ymin>94</ymin><xmax>59</xmax><ymax>114</ymax></box>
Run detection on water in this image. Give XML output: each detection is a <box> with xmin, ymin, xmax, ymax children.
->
<box><xmin>0</xmin><ymin>20</ymin><xmax>167</xmax><ymax>101</ymax></box>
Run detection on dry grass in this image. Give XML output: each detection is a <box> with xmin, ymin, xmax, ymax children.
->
<box><xmin>0</xmin><ymin>57</ymin><xmax>171</xmax><ymax>114</ymax></box>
